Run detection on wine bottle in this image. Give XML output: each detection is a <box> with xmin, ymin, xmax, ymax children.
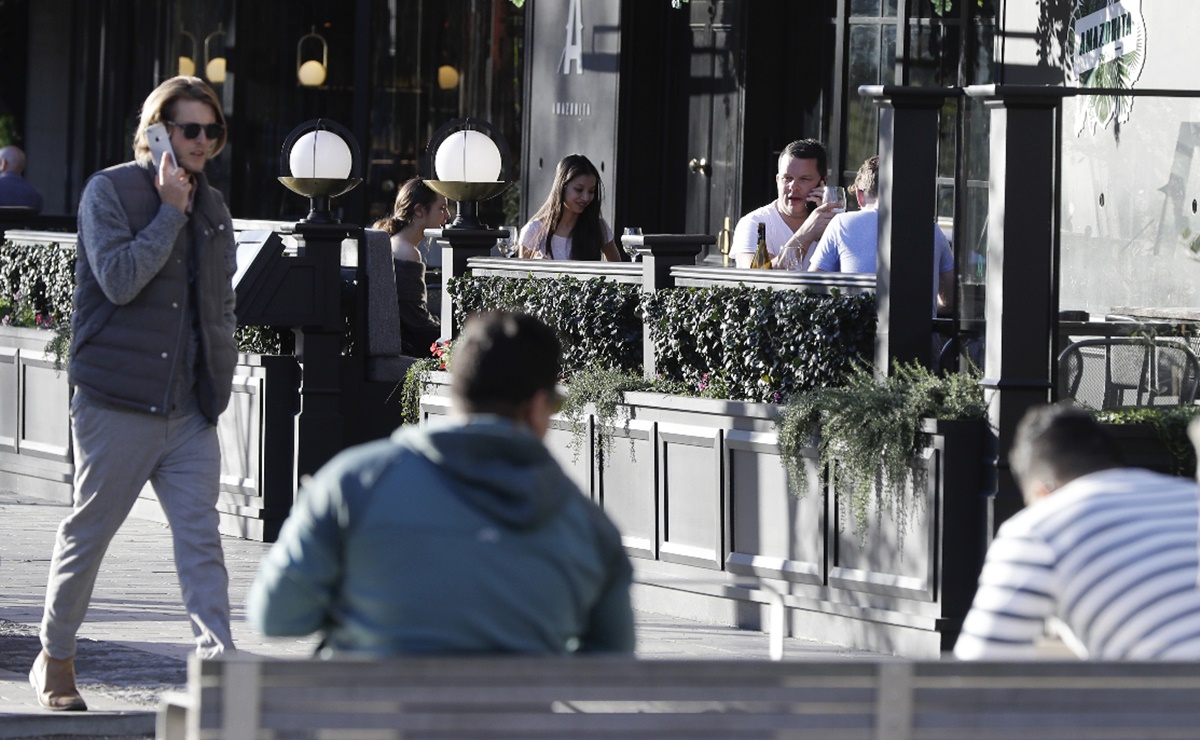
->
<box><xmin>750</xmin><ymin>223</ymin><xmax>771</xmax><ymax>269</ymax></box>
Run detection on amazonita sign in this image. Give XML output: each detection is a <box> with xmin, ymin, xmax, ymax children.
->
<box><xmin>1069</xmin><ymin>0</ymin><xmax>1147</xmax><ymax>135</ymax></box>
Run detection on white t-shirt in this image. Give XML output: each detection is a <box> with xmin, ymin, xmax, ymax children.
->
<box><xmin>731</xmin><ymin>202</ymin><xmax>811</xmax><ymax>271</ymax></box>
<box><xmin>518</xmin><ymin>217</ymin><xmax>614</xmax><ymax>260</ymax></box>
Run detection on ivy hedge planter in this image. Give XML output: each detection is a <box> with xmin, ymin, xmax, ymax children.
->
<box><xmin>414</xmin><ymin>371</ymin><xmax>988</xmax><ymax>658</ymax></box>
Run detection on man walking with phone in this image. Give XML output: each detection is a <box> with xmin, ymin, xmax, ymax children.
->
<box><xmin>30</xmin><ymin>76</ymin><xmax>238</xmax><ymax>711</ymax></box>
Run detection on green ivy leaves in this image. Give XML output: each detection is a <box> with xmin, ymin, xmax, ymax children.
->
<box><xmin>0</xmin><ymin>240</ymin><xmax>74</xmax><ymax>329</ymax></box>
<box><xmin>777</xmin><ymin>361</ymin><xmax>987</xmax><ymax>541</ymax></box>
<box><xmin>643</xmin><ymin>286</ymin><xmax>877</xmax><ymax>403</ymax></box>
<box><xmin>450</xmin><ymin>274</ymin><xmax>643</xmax><ymax>376</ymax></box>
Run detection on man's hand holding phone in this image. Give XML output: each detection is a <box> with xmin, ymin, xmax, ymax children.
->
<box><xmin>156</xmin><ymin>150</ymin><xmax>193</xmax><ymax>213</ymax></box>
<box><xmin>146</xmin><ymin>121</ymin><xmax>192</xmax><ymax>212</ymax></box>
<box><xmin>805</xmin><ymin>180</ymin><xmax>827</xmax><ymax>215</ymax></box>
<box><xmin>795</xmin><ymin>179</ymin><xmax>841</xmax><ymax>250</ymax></box>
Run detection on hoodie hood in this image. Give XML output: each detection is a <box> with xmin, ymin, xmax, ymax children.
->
<box><xmin>393</xmin><ymin>416</ymin><xmax>574</xmax><ymax>529</ymax></box>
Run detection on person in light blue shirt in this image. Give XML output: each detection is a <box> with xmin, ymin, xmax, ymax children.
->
<box><xmin>809</xmin><ymin>156</ymin><xmax>954</xmax><ymax>316</ymax></box>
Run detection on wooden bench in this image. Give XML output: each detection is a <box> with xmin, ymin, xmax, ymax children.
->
<box><xmin>158</xmin><ymin>654</ymin><xmax>1200</xmax><ymax>739</ymax></box>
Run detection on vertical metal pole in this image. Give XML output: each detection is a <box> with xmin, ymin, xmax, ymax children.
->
<box><xmin>292</xmin><ymin>222</ymin><xmax>358</xmax><ymax>481</ymax></box>
<box><xmin>964</xmin><ymin>85</ymin><xmax>1062</xmax><ymax>535</ymax></box>
<box><xmin>430</xmin><ymin>226</ymin><xmax>507</xmax><ymax>340</ymax></box>
<box><xmin>862</xmin><ymin>86</ymin><xmax>950</xmax><ymax>376</ymax></box>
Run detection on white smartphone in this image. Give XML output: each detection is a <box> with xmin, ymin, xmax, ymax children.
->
<box><xmin>145</xmin><ymin>122</ymin><xmax>175</xmax><ymax>170</ymax></box>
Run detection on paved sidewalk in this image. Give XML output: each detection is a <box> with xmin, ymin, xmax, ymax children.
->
<box><xmin>0</xmin><ymin>491</ymin><xmax>879</xmax><ymax>738</ymax></box>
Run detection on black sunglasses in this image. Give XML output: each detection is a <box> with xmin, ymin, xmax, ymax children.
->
<box><xmin>166</xmin><ymin>121</ymin><xmax>224</xmax><ymax>141</ymax></box>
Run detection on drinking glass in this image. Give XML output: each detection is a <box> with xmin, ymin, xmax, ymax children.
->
<box><xmin>622</xmin><ymin>227</ymin><xmax>643</xmax><ymax>261</ymax></box>
<box><xmin>496</xmin><ymin>227</ymin><xmax>517</xmax><ymax>257</ymax></box>
<box><xmin>823</xmin><ymin>186</ymin><xmax>847</xmax><ymax>211</ymax></box>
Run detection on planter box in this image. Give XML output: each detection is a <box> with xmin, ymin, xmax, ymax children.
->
<box><xmin>1102</xmin><ymin>422</ymin><xmax>1182</xmax><ymax>475</ymax></box>
<box><xmin>131</xmin><ymin>354</ymin><xmax>300</xmax><ymax>542</ymax></box>
<box><xmin>416</xmin><ymin>374</ymin><xmax>988</xmax><ymax>658</ymax></box>
<box><xmin>0</xmin><ymin>326</ymin><xmax>73</xmax><ymax>502</ymax></box>
<box><xmin>0</xmin><ymin>326</ymin><xmax>300</xmax><ymax>542</ymax></box>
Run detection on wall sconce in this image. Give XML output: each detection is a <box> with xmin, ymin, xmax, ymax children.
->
<box><xmin>437</xmin><ymin>64</ymin><xmax>459</xmax><ymax>90</ymax></box>
<box><xmin>297</xmin><ymin>27</ymin><xmax>328</xmax><ymax>87</ymax></box>
<box><xmin>424</xmin><ymin>118</ymin><xmax>512</xmax><ymax>229</ymax></box>
<box><xmin>278</xmin><ymin>119</ymin><xmax>362</xmax><ymax>224</ymax></box>
<box><xmin>205</xmin><ymin>24</ymin><xmax>227</xmax><ymax>84</ymax></box>
<box><xmin>178</xmin><ymin>30</ymin><xmax>197</xmax><ymax>77</ymax></box>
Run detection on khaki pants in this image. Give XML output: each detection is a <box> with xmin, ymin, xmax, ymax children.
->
<box><xmin>39</xmin><ymin>391</ymin><xmax>233</xmax><ymax>658</ymax></box>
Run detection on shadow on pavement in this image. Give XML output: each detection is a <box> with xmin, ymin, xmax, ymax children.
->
<box><xmin>0</xmin><ymin>620</ymin><xmax>185</xmax><ymax>708</ymax></box>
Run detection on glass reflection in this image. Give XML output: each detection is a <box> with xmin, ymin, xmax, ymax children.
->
<box><xmin>1060</xmin><ymin>96</ymin><xmax>1200</xmax><ymax>315</ymax></box>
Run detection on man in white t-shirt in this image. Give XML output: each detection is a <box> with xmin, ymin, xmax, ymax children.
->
<box><xmin>808</xmin><ymin>156</ymin><xmax>955</xmax><ymax>316</ymax></box>
<box><xmin>731</xmin><ymin>139</ymin><xmax>841</xmax><ymax>270</ymax></box>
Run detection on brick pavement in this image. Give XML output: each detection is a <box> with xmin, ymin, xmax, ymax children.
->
<box><xmin>0</xmin><ymin>491</ymin><xmax>878</xmax><ymax>738</ymax></box>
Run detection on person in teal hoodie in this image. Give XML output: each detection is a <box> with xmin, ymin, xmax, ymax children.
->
<box><xmin>248</xmin><ymin>311</ymin><xmax>635</xmax><ymax>655</ymax></box>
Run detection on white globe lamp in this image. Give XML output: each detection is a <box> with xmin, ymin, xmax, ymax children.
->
<box><xmin>434</xmin><ymin>130</ymin><xmax>503</xmax><ymax>183</ymax></box>
<box><xmin>288</xmin><ymin>130</ymin><xmax>353</xmax><ymax>180</ymax></box>
<box><xmin>424</xmin><ymin>119</ymin><xmax>513</xmax><ymax>230</ymax></box>
<box><xmin>278</xmin><ymin>119</ymin><xmax>363</xmax><ymax>224</ymax></box>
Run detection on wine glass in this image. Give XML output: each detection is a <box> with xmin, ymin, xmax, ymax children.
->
<box><xmin>823</xmin><ymin>186</ymin><xmax>847</xmax><ymax>211</ymax></box>
<box><xmin>496</xmin><ymin>227</ymin><xmax>517</xmax><ymax>257</ymax></box>
<box><xmin>622</xmin><ymin>227</ymin><xmax>643</xmax><ymax>261</ymax></box>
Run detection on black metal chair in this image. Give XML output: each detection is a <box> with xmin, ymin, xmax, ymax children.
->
<box><xmin>1057</xmin><ymin>337</ymin><xmax>1200</xmax><ymax>409</ymax></box>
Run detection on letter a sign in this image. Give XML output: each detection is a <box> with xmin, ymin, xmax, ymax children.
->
<box><xmin>561</xmin><ymin>0</ymin><xmax>584</xmax><ymax>75</ymax></box>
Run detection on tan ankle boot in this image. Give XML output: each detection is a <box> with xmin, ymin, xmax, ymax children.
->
<box><xmin>29</xmin><ymin>649</ymin><xmax>87</xmax><ymax>711</ymax></box>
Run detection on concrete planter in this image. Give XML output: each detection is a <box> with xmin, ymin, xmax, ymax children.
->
<box><xmin>416</xmin><ymin>373</ymin><xmax>989</xmax><ymax>657</ymax></box>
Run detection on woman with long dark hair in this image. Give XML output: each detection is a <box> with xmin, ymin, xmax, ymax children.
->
<box><xmin>373</xmin><ymin>178</ymin><xmax>448</xmax><ymax>356</ymax></box>
<box><xmin>517</xmin><ymin>154</ymin><xmax>620</xmax><ymax>261</ymax></box>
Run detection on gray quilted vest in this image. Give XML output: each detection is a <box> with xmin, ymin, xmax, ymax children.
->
<box><xmin>69</xmin><ymin>161</ymin><xmax>237</xmax><ymax>422</ymax></box>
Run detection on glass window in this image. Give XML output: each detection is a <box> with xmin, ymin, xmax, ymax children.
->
<box><xmin>851</xmin><ymin>0</ymin><xmax>881</xmax><ymax>17</ymax></box>
<box><xmin>846</xmin><ymin>24</ymin><xmax>882</xmax><ymax>176</ymax></box>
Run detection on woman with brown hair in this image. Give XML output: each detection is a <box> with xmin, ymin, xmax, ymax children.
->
<box><xmin>373</xmin><ymin>178</ymin><xmax>448</xmax><ymax>356</ymax></box>
<box><xmin>517</xmin><ymin>154</ymin><xmax>620</xmax><ymax>261</ymax></box>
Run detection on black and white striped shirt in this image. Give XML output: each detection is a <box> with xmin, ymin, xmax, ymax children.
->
<box><xmin>955</xmin><ymin>468</ymin><xmax>1200</xmax><ymax>659</ymax></box>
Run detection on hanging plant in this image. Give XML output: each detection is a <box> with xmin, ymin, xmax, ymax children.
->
<box><xmin>559</xmin><ymin>367</ymin><xmax>651</xmax><ymax>464</ymax></box>
<box><xmin>776</xmin><ymin>361</ymin><xmax>986</xmax><ymax>542</ymax></box>
<box><xmin>399</xmin><ymin>340</ymin><xmax>453</xmax><ymax>427</ymax></box>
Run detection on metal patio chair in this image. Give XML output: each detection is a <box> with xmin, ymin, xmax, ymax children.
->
<box><xmin>1058</xmin><ymin>337</ymin><xmax>1200</xmax><ymax>410</ymax></box>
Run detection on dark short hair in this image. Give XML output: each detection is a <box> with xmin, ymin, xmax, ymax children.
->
<box><xmin>1009</xmin><ymin>404</ymin><xmax>1121</xmax><ymax>493</ymax></box>
<box><xmin>451</xmin><ymin>311</ymin><xmax>562</xmax><ymax>417</ymax></box>
<box><xmin>780</xmin><ymin>139</ymin><xmax>828</xmax><ymax>179</ymax></box>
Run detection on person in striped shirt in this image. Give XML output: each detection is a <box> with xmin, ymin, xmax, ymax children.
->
<box><xmin>954</xmin><ymin>404</ymin><xmax>1200</xmax><ymax>660</ymax></box>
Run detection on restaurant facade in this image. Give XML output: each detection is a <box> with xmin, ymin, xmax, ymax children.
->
<box><xmin>3</xmin><ymin>0</ymin><xmax>1197</xmax><ymax>319</ymax></box>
